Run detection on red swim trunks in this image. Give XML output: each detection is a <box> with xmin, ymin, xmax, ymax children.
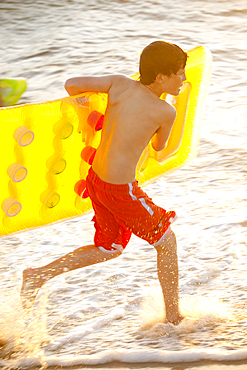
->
<box><xmin>86</xmin><ymin>167</ymin><xmax>177</xmax><ymax>252</ymax></box>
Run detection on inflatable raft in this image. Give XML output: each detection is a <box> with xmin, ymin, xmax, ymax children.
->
<box><xmin>0</xmin><ymin>46</ymin><xmax>212</xmax><ymax>236</ymax></box>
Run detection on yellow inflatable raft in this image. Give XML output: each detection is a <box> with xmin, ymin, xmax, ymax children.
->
<box><xmin>0</xmin><ymin>46</ymin><xmax>212</xmax><ymax>236</ymax></box>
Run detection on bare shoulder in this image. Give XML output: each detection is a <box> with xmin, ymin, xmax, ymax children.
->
<box><xmin>110</xmin><ymin>74</ymin><xmax>134</xmax><ymax>91</ymax></box>
<box><xmin>111</xmin><ymin>74</ymin><xmax>133</xmax><ymax>83</ymax></box>
<box><xmin>107</xmin><ymin>75</ymin><xmax>136</xmax><ymax>103</ymax></box>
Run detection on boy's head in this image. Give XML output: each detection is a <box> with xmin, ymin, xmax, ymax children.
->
<box><xmin>139</xmin><ymin>41</ymin><xmax>188</xmax><ymax>85</ymax></box>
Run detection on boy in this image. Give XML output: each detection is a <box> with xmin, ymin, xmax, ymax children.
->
<box><xmin>21</xmin><ymin>41</ymin><xmax>187</xmax><ymax>325</ymax></box>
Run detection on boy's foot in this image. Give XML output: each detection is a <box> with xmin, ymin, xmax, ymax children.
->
<box><xmin>166</xmin><ymin>314</ymin><xmax>184</xmax><ymax>326</ymax></box>
<box><xmin>21</xmin><ymin>268</ymin><xmax>44</xmax><ymax>310</ymax></box>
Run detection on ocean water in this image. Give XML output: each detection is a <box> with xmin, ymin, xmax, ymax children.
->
<box><xmin>1</xmin><ymin>0</ymin><xmax>247</xmax><ymax>368</ymax></box>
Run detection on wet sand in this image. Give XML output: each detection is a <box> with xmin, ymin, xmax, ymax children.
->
<box><xmin>25</xmin><ymin>361</ymin><xmax>247</xmax><ymax>370</ymax></box>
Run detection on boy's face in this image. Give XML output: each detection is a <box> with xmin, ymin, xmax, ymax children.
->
<box><xmin>166</xmin><ymin>67</ymin><xmax>186</xmax><ymax>96</ymax></box>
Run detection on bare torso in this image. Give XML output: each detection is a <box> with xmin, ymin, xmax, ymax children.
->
<box><xmin>92</xmin><ymin>76</ymin><xmax>175</xmax><ymax>184</ymax></box>
<box><xmin>65</xmin><ymin>72</ymin><xmax>183</xmax><ymax>184</ymax></box>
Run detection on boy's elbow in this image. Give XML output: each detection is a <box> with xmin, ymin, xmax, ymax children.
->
<box><xmin>151</xmin><ymin>140</ymin><xmax>167</xmax><ymax>152</ymax></box>
<box><xmin>64</xmin><ymin>79</ymin><xmax>75</xmax><ymax>96</ymax></box>
<box><xmin>152</xmin><ymin>144</ymin><xmax>165</xmax><ymax>152</ymax></box>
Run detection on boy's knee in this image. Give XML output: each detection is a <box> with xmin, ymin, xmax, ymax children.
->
<box><xmin>153</xmin><ymin>229</ymin><xmax>177</xmax><ymax>252</ymax></box>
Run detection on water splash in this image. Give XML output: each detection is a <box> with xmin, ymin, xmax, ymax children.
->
<box><xmin>0</xmin><ymin>287</ymin><xmax>50</xmax><ymax>361</ymax></box>
<box><xmin>0</xmin><ymin>289</ymin><xmax>25</xmax><ymax>357</ymax></box>
<box><xmin>139</xmin><ymin>286</ymin><xmax>233</xmax><ymax>336</ymax></box>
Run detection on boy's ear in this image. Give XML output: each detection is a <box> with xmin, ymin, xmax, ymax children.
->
<box><xmin>155</xmin><ymin>73</ymin><xmax>166</xmax><ymax>84</ymax></box>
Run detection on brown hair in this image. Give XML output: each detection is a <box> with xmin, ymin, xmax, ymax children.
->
<box><xmin>139</xmin><ymin>41</ymin><xmax>188</xmax><ymax>85</ymax></box>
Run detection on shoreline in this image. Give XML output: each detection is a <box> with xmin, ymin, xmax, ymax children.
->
<box><xmin>2</xmin><ymin>360</ymin><xmax>247</xmax><ymax>370</ymax></box>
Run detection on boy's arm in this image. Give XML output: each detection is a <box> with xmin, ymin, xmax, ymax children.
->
<box><xmin>151</xmin><ymin>106</ymin><xmax>176</xmax><ymax>152</ymax></box>
<box><xmin>64</xmin><ymin>75</ymin><xmax>117</xmax><ymax>96</ymax></box>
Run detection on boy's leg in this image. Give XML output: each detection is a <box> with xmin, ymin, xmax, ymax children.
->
<box><xmin>21</xmin><ymin>244</ymin><xmax>121</xmax><ymax>310</ymax></box>
<box><xmin>154</xmin><ymin>230</ymin><xmax>183</xmax><ymax>325</ymax></box>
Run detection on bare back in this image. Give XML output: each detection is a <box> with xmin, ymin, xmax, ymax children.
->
<box><xmin>92</xmin><ymin>76</ymin><xmax>175</xmax><ymax>184</ymax></box>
